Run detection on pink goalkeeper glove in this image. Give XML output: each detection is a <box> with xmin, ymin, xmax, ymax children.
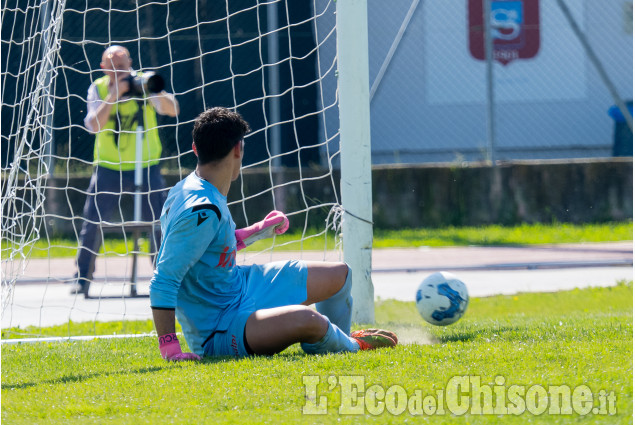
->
<box><xmin>235</xmin><ymin>210</ymin><xmax>289</xmax><ymax>251</ymax></box>
<box><xmin>158</xmin><ymin>333</ymin><xmax>201</xmax><ymax>361</ymax></box>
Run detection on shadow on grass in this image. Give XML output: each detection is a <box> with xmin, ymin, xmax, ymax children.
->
<box><xmin>4</xmin><ymin>349</ymin><xmax>334</xmax><ymax>392</ymax></box>
<box><xmin>437</xmin><ymin>325</ymin><xmax>522</xmax><ymax>343</ymax></box>
<box><xmin>2</xmin><ymin>355</ymin><xmax>237</xmax><ymax>390</ymax></box>
<box><xmin>2</xmin><ymin>366</ymin><xmax>163</xmax><ymax>390</ymax></box>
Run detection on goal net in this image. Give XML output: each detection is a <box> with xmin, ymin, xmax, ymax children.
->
<box><xmin>2</xmin><ymin>0</ymin><xmax>372</xmax><ymax>339</ymax></box>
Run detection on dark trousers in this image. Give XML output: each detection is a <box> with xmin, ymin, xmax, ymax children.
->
<box><xmin>75</xmin><ymin>165</ymin><xmax>166</xmax><ymax>281</ymax></box>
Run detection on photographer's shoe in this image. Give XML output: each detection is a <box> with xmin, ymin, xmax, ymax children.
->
<box><xmin>69</xmin><ymin>278</ymin><xmax>90</xmax><ymax>297</ymax></box>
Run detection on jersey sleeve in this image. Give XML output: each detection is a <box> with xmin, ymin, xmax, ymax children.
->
<box><xmin>149</xmin><ymin>203</ymin><xmax>222</xmax><ymax>309</ymax></box>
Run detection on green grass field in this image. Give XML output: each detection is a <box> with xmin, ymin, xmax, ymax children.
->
<box><xmin>2</xmin><ymin>283</ymin><xmax>632</xmax><ymax>424</ymax></box>
<box><xmin>12</xmin><ymin>221</ymin><xmax>634</xmax><ymax>258</ymax></box>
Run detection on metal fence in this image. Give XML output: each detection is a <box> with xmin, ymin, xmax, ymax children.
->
<box><xmin>2</xmin><ymin>0</ymin><xmax>632</xmax><ymax>170</ymax></box>
<box><xmin>365</xmin><ymin>0</ymin><xmax>633</xmax><ymax>164</ymax></box>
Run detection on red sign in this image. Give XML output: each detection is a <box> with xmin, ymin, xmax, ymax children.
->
<box><xmin>468</xmin><ymin>0</ymin><xmax>540</xmax><ymax>65</ymax></box>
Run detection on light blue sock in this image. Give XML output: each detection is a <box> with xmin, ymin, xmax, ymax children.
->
<box><xmin>316</xmin><ymin>265</ymin><xmax>353</xmax><ymax>335</ymax></box>
<box><xmin>301</xmin><ymin>319</ymin><xmax>359</xmax><ymax>354</ymax></box>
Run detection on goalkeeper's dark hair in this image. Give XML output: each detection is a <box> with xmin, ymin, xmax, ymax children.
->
<box><xmin>192</xmin><ymin>107</ymin><xmax>250</xmax><ymax>164</ymax></box>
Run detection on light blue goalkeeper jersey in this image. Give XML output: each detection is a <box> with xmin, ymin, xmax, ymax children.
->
<box><xmin>149</xmin><ymin>172</ymin><xmax>245</xmax><ymax>355</ymax></box>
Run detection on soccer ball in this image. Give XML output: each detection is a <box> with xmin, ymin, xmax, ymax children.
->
<box><xmin>415</xmin><ymin>272</ymin><xmax>469</xmax><ymax>326</ymax></box>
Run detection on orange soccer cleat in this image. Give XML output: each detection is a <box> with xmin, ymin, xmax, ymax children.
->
<box><xmin>351</xmin><ymin>329</ymin><xmax>398</xmax><ymax>350</ymax></box>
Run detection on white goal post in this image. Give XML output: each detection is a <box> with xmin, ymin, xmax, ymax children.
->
<box><xmin>1</xmin><ymin>0</ymin><xmax>375</xmax><ymax>335</ymax></box>
<box><xmin>336</xmin><ymin>0</ymin><xmax>374</xmax><ymax>324</ymax></box>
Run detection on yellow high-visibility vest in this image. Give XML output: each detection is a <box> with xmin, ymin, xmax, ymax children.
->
<box><xmin>93</xmin><ymin>74</ymin><xmax>162</xmax><ymax>171</ymax></box>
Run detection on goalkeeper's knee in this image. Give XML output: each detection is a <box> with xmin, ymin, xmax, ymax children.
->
<box><xmin>316</xmin><ymin>264</ymin><xmax>353</xmax><ymax>335</ymax></box>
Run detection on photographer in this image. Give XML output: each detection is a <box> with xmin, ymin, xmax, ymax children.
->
<box><xmin>72</xmin><ymin>45</ymin><xmax>179</xmax><ymax>296</ymax></box>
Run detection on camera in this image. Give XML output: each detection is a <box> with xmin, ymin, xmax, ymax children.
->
<box><xmin>124</xmin><ymin>72</ymin><xmax>165</xmax><ymax>97</ymax></box>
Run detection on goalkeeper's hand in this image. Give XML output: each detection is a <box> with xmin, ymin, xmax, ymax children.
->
<box><xmin>235</xmin><ymin>210</ymin><xmax>289</xmax><ymax>251</ymax></box>
<box><xmin>158</xmin><ymin>333</ymin><xmax>201</xmax><ymax>361</ymax></box>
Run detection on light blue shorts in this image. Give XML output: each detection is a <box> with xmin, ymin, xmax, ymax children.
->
<box><xmin>203</xmin><ymin>260</ymin><xmax>308</xmax><ymax>357</ymax></box>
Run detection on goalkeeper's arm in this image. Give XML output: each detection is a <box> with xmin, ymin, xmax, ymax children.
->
<box><xmin>149</xmin><ymin>206</ymin><xmax>219</xmax><ymax>361</ymax></box>
<box><xmin>152</xmin><ymin>308</ymin><xmax>200</xmax><ymax>361</ymax></box>
<box><xmin>235</xmin><ymin>210</ymin><xmax>289</xmax><ymax>250</ymax></box>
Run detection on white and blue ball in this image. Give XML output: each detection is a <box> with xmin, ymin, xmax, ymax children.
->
<box><xmin>415</xmin><ymin>272</ymin><xmax>469</xmax><ymax>326</ymax></box>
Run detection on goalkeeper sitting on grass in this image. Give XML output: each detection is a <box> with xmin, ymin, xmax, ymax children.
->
<box><xmin>149</xmin><ymin>107</ymin><xmax>397</xmax><ymax>360</ymax></box>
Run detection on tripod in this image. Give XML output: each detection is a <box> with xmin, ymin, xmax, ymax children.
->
<box><xmin>129</xmin><ymin>99</ymin><xmax>153</xmax><ymax>297</ymax></box>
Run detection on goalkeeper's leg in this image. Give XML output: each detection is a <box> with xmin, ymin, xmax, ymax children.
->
<box><xmin>224</xmin><ymin>261</ymin><xmax>396</xmax><ymax>356</ymax></box>
<box><xmin>303</xmin><ymin>262</ymin><xmax>353</xmax><ymax>335</ymax></box>
<box><xmin>244</xmin><ymin>306</ymin><xmax>358</xmax><ymax>355</ymax></box>
<box><xmin>243</xmin><ymin>306</ymin><xmax>397</xmax><ymax>355</ymax></box>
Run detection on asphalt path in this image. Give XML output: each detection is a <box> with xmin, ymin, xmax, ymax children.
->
<box><xmin>2</xmin><ymin>242</ymin><xmax>632</xmax><ymax>329</ymax></box>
